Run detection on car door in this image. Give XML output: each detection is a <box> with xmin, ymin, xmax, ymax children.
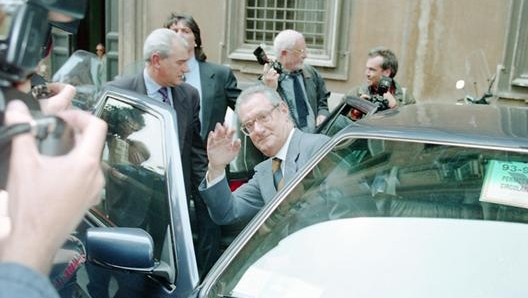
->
<box><xmin>73</xmin><ymin>87</ymin><xmax>199</xmax><ymax>298</ymax></box>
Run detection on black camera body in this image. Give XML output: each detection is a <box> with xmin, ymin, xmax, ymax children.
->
<box><xmin>31</xmin><ymin>114</ymin><xmax>75</xmax><ymax>156</ymax></box>
<box><xmin>0</xmin><ymin>0</ymin><xmax>85</xmax><ymax>188</ymax></box>
<box><xmin>0</xmin><ymin>0</ymin><xmax>87</xmax><ymax>86</ymax></box>
<box><xmin>369</xmin><ymin>76</ymin><xmax>393</xmax><ymax>111</ymax></box>
<box><xmin>0</xmin><ymin>1</ymin><xmax>49</xmax><ymax>86</ymax></box>
<box><xmin>0</xmin><ymin>89</ymin><xmax>75</xmax><ymax>188</ymax></box>
<box><xmin>253</xmin><ymin>46</ymin><xmax>283</xmax><ymax>74</ymax></box>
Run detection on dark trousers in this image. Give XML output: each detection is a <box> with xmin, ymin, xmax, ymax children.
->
<box><xmin>193</xmin><ymin>193</ymin><xmax>222</xmax><ymax>279</ymax></box>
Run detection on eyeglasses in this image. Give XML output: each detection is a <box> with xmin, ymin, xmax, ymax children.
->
<box><xmin>288</xmin><ymin>48</ymin><xmax>307</xmax><ymax>55</ymax></box>
<box><xmin>240</xmin><ymin>104</ymin><xmax>279</xmax><ymax>136</ymax></box>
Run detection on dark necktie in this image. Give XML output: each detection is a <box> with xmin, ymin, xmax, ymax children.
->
<box><xmin>158</xmin><ymin>87</ymin><xmax>170</xmax><ymax>105</ymax></box>
<box><xmin>272</xmin><ymin>158</ymin><xmax>284</xmax><ymax>191</ymax></box>
<box><xmin>292</xmin><ymin>73</ymin><xmax>309</xmax><ymax>127</ymax></box>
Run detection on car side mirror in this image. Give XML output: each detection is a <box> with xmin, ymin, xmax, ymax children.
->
<box><xmin>86</xmin><ymin>227</ymin><xmax>174</xmax><ymax>281</ymax></box>
<box><xmin>86</xmin><ymin>227</ymin><xmax>155</xmax><ymax>270</ymax></box>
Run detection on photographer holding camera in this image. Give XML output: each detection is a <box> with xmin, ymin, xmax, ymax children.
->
<box><xmin>346</xmin><ymin>46</ymin><xmax>415</xmax><ymax>111</ymax></box>
<box><xmin>259</xmin><ymin>29</ymin><xmax>330</xmax><ymax>133</ymax></box>
<box><xmin>0</xmin><ymin>1</ymin><xmax>108</xmax><ymax>297</ymax></box>
<box><xmin>0</xmin><ymin>99</ymin><xmax>106</xmax><ymax>298</ymax></box>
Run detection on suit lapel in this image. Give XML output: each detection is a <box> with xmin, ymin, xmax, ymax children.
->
<box><xmin>136</xmin><ymin>72</ymin><xmax>148</xmax><ymax>95</ymax></box>
<box><xmin>301</xmin><ymin>66</ymin><xmax>317</xmax><ymax>113</ymax></box>
<box><xmin>199</xmin><ymin>62</ymin><xmax>215</xmax><ymax>127</ymax></box>
<box><xmin>259</xmin><ymin>130</ymin><xmax>303</xmax><ymax>202</ymax></box>
<box><xmin>169</xmin><ymin>86</ymin><xmax>188</xmax><ymax>151</ymax></box>
<box><xmin>259</xmin><ymin>158</ymin><xmax>278</xmax><ymax>202</ymax></box>
<box><xmin>283</xmin><ymin>129</ymin><xmax>303</xmax><ymax>183</ymax></box>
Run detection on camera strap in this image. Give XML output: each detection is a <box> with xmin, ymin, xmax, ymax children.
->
<box><xmin>0</xmin><ymin>86</ymin><xmax>41</xmax><ymax>127</ymax></box>
<box><xmin>0</xmin><ymin>86</ymin><xmax>41</xmax><ymax>111</ymax></box>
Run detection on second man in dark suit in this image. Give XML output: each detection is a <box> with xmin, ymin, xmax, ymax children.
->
<box><xmin>105</xmin><ymin>28</ymin><xmax>212</xmax><ymax>277</ymax></box>
<box><xmin>163</xmin><ymin>13</ymin><xmax>243</xmax><ymax>275</ymax></box>
<box><xmin>164</xmin><ymin>13</ymin><xmax>241</xmax><ymax>140</ymax></box>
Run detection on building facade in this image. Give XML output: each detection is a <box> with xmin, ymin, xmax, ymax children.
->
<box><xmin>54</xmin><ymin>0</ymin><xmax>528</xmax><ymax>105</ymax></box>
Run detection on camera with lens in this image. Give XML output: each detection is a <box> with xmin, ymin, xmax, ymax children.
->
<box><xmin>369</xmin><ymin>76</ymin><xmax>393</xmax><ymax>111</ymax></box>
<box><xmin>1</xmin><ymin>0</ymin><xmax>84</xmax><ymax>87</ymax></box>
<box><xmin>253</xmin><ymin>46</ymin><xmax>283</xmax><ymax>74</ymax></box>
<box><xmin>0</xmin><ymin>0</ymin><xmax>86</xmax><ymax>188</ymax></box>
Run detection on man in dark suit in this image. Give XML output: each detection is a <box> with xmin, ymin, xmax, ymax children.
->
<box><xmin>164</xmin><ymin>13</ymin><xmax>242</xmax><ymax>275</ymax></box>
<box><xmin>106</xmin><ymin>28</ymin><xmax>210</xmax><ymax>275</ymax></box>
<box><xmin>199</xmin><ymin>85</ymin><xmax>330</xmax><ymax>225</ymax></box>
<box><xmin>164</xmin><ymin>13</ymin><xmax>241</xmax><ymax>140</ymax></box>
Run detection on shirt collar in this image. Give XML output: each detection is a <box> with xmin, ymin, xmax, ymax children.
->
<box><xmin>187</xmin><ymin>56</ymin><xmax>199</xmax><ymax>71</ymax></box>
<box><xmin>274</xmin><ymin>128</ymin><xmax>295</xmax><ymax>161</ymax></box>
<box><xmin>143</xmin><ymin>68</ymin><xmax>164</xmax><ymax>97</ymax></box>
<box><xmin>280</xmin><ymin>67</ymin><xmax>304</xmax><ymax>82</ymax></box>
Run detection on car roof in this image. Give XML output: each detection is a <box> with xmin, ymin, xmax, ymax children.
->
<box><xmin>339</xmin><ymin>103</ymin><xmax>528</xmax><ymax>149</ymax></box>
<box><xmin>234</xmin><ymin>217</ymin><xmax>528</xmax><ymax>297</ymax></box>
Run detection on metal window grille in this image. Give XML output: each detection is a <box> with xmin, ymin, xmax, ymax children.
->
<box><xmin>245</xmin><ymin>0</ymin><xmax>326</xmax><ymax>49</ymax></box>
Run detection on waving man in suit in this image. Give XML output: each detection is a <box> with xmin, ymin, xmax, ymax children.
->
<box><xmin>200</xmin><ymin>85</ymin><xmax>330</xmax><ymax>225</ymax></box>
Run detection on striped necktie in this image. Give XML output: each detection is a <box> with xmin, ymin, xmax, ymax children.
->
<box><xmin>158</xmin><ymin>87</ymin><xmax>170</xmax><ymax>105</ymax></box>
<box><xmin>272</xmin><ymin>158</ymin><xmax>284</xmax><ymax>190</ymax></box>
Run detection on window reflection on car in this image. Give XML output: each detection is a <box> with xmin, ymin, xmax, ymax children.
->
<box><xmin>212</xmin><ymin>137</ymin><xmax>528</xmax><ymax>297</ymax></box>
<box><xmin>94</xmin><ymin>98</ymin><xmax>170</xmax><ymax>260</ymax></box>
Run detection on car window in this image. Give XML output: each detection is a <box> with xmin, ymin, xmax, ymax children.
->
<box><xmin>91</xmin><ymin>97</ymin><xmax>170</xmax><ymax>260</ymax></box>
<box><xmin>209</xmin><ymin>138</ymin><xmax>528</xmax><ymax>297</ymax></box>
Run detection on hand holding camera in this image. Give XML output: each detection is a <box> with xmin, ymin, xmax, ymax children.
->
<box><xmin>369</xmin><ymin>76</ymin><xmax>393</xmax><ymax>111</ymax></box>
<box><xmin>0</xmin><ymin>96</ymin><xmax>76</xmax><ymax>189</ymax></box>
<box><xmin>34</xmin><ymin>82</ymin><xmax>75</xmax><ymax>114</ymax></box>
<box><xmin>3</xmin><ymin>98</ymin><xmax>107</xmax><ymax>274</ymax></box>
<box><xmin>253</xmin><ymin>46</ymin><xmax>283</xmax><ymax>74</ymax></box>
<box><xmin>254</xmin><ymin>46</ymin><xmax>284</xmax><ymax>89</ymax></box>
<box><xmin>0</xmin><ymin>0</ymin><xmax>111</xmax><ymax>285</ymax></box>
<box><xmin>1</xmin><ymin>0</ymin><xmax>84</xmax><ymax>189</ymax></box>
<box><xmin>1</xmin><ymin>82</ymin><xmax>78</xmax><ymax>189</ymax></box>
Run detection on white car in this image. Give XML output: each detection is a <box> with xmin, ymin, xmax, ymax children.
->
<box><xmin>83</xmin><ymin>97</ymin><xmax>528</xmax><ymax>297</ymax></box>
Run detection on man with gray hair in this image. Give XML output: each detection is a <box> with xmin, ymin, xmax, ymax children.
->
<box><xmin>261</xmin><ymin>29</ymin><xmax>330</xmax><ymax>133</ymax></box>
<box><xmin>106</xmin><ymin>28</ymin><xmax>211</xmax><ymax>275</ymax></box>
<box><xmin>199</xmin><ymin>84</ymin><xmax>330</xmax><ymax>225</ymax></box>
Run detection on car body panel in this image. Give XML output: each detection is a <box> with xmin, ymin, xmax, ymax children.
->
<box><xmin>77</xmin><ymin>87</ymin><xmax>199</xmax><ymax>298</ymax></box>
<box><xmin>348</xmin><ymin>103</ymin><xmax>528</xmax><ymax>147</ymax></box>
<box><xmin>73</xmin><ymin>91</ymin><xmax>528</xmax><ymax>298</ymax></box>
<box><xmin>198</xmin><ymin>103</ymin><xmax>528</xmax><ymax>297</ymax></box>
<box><xmin>232</xmin><ymin>218</ymin><xmax>528</xmax><ymax>298</ymax></box>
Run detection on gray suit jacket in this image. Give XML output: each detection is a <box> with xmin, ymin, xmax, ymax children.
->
<box><xmin>198</xmin><ymin>61</ymin><xmax>241</xmax><ymax>140</ymax></box>
<box><xmin>199</xmin><ymin>129</ymin><xmax>330</xmax><ymax>225</ymax></box>
<box><xmin>106</xmin><ymin>72</ymin><xmax>208</xmax><ymax>199</ymax></box>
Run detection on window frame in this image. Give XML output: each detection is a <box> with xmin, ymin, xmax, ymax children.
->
<box><xmin>224</xmin><ymin>0</ymin><xmax>350</xmax><ymax>80</ymax></box>
<box><xmin>94</xmin><ymin>96</ymin><xmax>171</xmax><ymax>261</ymax></box>
<box><xmin>88</xmin><ymin>88</ymin><xmax>199</xmax><ymax>286</ymax></box>
<box><xmin>496</xmin><ymin>0</ymin><xmax>528</xmax><ymax>101</ymax></box>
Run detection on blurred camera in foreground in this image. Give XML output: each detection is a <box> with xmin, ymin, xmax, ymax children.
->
<box><xmin>0</xmin><ymin>0</ymin><xmax>86</xmax><ymax>86</ymax></box>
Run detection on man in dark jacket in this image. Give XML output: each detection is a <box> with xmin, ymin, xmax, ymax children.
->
<box><xmin>164</xmin><ymin>13</ymin><xmax>242</xmax><ymax>275</ymax></box>
<box><xmin>106</xmin><ymin>28</ymin><xmax>210</xmax><ymax>275</ymax></box>
<box><xmin>261</xmin><ymin>29</ymin><xmax>331</xmax><ymax>133</ymax></box>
